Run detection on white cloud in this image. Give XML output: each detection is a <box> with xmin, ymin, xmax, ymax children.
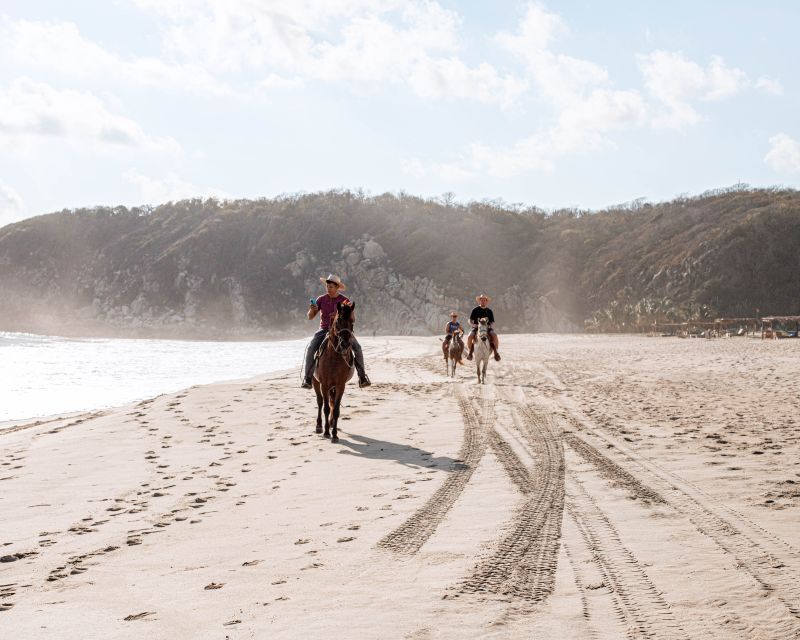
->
<box><xmin>406</xmin><ymin>57</ymin><xmax>527</xmax><ymax>106</ymax></box>
<box><xmin>496</xmin><ymin>3</ymin><xmax>607</xmax><ymax>105</ymax></box>
<box><xmin>126</xmin><ymin>0</ymin><xmax>524</xmax><ymax>106</ymax></box>
<box><xmin>408</xmin><ymin>6</ymin><xmax>763</xmax><ymax>179</ymax></box>
<box><xmin>755</xmin><ymin>76</ymin><xmax>783</xmax><ymax>96</ymax></box>
<box><xmin>0</xmin><ymin>78</ymin><xmax>179</xmax><ymax>152</ymax></box>
<box><xmin>764</xmin><ymin>133</ymin><xmax>800</xmax><ymax>173</ymax></box>
<box><xmin>495</xmin><ymin>2</ymin><xmax>567</xmax><ymax>56</ymax></box>
<box><xmin>123</xmin><ymin>169</ymin><xmax>230</xmax><ymax>204</ymax></box>
<box><xmin>637</xmin><ymin>51</ymin><xmax>748</xmax><ymax>128</ymax></box>
<box><xmin>0</xmin><ymin>180</ymin><xmax>25</xmax><ymax>227</ymax></box>
<box><xmin>703</xmin><ymin>55</ymin><xmax>749</xmax><ymax>100</ymax></box>
<box><xmin>1</xmin><ymin>18</ymin><xmax>233</xmax><ymax>96</ymax></box>
<box><xmin>407</xmin><ymin>3</ymin><xmax>649</xmax><ymax>179</ymax></box>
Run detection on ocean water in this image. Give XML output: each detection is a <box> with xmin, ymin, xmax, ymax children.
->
<box><xmin>0</xmin><ymin>332</ymin><xmax>307</xmax><ymax>422</ymax></box>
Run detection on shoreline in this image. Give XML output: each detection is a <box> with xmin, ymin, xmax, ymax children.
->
<box><xmin>0</xmin><ymin>364</ymin><xmax>301</xmax><ymax>432</ymax></box>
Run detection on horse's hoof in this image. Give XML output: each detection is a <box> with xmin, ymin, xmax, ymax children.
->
<box><xmin>324</xmin><ymin>433</ymin><xmax>331</xmax><ymax>439</ymax></box>
<box><xmin>315</xmin><ymin>427</ymin><xmax>322</xmax><ymax>434</ymax></box>
<box><xmin>331</xmin><ymin>436</ymin><xmax>339</xmax><ymax>443</ymax></box>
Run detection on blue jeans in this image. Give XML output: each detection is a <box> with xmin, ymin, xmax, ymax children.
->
<box><xmin>304</xmin><ymin>329</ymin><xmax>365</xmax><ymax>380</ymax></box>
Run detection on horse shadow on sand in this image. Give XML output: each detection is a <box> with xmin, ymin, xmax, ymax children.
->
<box><xmin>336</xmin><ymin>432</ymin><xmax>461</xmax><ymax>470</ymax></box>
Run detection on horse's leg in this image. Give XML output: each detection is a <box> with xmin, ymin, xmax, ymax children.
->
<box><xmin>313</xmin><ymin>379</ymin><xmax>323</xmax><ymax>434</ymax></box>
<box><xmin>322</xmin><ymin>385</ymin><xmax>331</xmax><ymax>438</ymax></box>
<box><xmin>331</xmin><ymin>388</ymin><xmax>344</xmax><ymax>443</ymax></box>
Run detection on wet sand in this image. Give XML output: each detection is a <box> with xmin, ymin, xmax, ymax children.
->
<box><xmin>1</xmin><ymin>334</ymin><xmax>799</xmax><ymax>639</ymax></box>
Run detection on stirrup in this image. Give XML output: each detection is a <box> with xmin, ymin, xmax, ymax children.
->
<box><xmin>358</xmin><ymin>375</ymin><xmax>371</xmax><ymax>388</ymax></box>
<box><xmin>301</xmin><ymin>377</ymin><xmax>313</xmax><ymax>389</ymax></box>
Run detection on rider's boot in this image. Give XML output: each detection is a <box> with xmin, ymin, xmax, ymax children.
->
<box><xmin>466</xmin><ymin>345</ymin><xmax>474</xmax><ymax>361</ymax></box>
<box><xmin>490</xmin><ymin>336</ymin><xmax>501</xmax><ymax>361</ymax></box>
<box><xmin>358</xmin><ymin>373</ymin><xmax>371</xmax><ymax>388</ymax></box>
<box><xmin>301</xmin><ymin>376</ymin><xmax>313</xmax><ymax>389</ymax></box>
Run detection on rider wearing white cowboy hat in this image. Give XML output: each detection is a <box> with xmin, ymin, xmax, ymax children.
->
<box><xmin>302</xmin><ymin>274</ymin><xmax>370</xmax><ymax>388</ymax></box>
<box><xmin>466</xmin><ymin>294</ymin><xmax>501</xmax><ymax>361</ymax></box>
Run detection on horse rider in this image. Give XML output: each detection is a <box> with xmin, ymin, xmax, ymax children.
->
<box><xmin>301</xmin><ymin>274</ymin><xmax>371</xmax><ymax>389</ymax></box>
<box><xmin>466</xmin><ymin>293</ymin><xmax>501</xmax><ymax>362</ymax></box>
<box><xmin>443</xmin><ymin>311</ymin><xmax>465</xmax><ymax>364</ymax></box>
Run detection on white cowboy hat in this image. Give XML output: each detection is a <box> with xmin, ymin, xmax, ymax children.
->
<box><xmin>320</xmin><ymin>274</ymin><xmax>346</xmax><ymax>291</ymax></box>
<box><xmin>475</xmin><ymin>294</ymin><xmax>491</xmax><ymax>303</ymax></box>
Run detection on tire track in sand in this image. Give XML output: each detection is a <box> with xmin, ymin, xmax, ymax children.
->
<box><xmin>566</xmin><ymin>419</ymin><xmax>800</xmax><ymax>634</ymax></box>
<box><xmin>565</xmin><ymin>433</ymin><xmax>666</xmax><ymax>506</ymax></box>
<box><xmin>377</xmin><ymin>385</ymin><xmax>493</xmax><ymax>554</ymax></box>
<box><xmin>566</xmin><ymin>476</ymin><xmax>690</xmax><ymax>640</ymax></box>
<box><xmin>539</xmin><ymin>359</ymin><xmax>800</xmax><ymax>630</ymax></box>
<box><xmin>458</xmin><ymin>400</ymin><xmax>564</xmax><ymax>603</ymax></box>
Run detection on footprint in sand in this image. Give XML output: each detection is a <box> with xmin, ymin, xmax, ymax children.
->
<box><xmin>124</xmin><ymin>611</ymin><xmax>155</xmax><ymax>621</ymax></box>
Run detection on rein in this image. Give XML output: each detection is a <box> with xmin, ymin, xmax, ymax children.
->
<box><xmin>328</xmin><ymin>314</ymin><xmax>354</xmax><ymax>367</ymax></box>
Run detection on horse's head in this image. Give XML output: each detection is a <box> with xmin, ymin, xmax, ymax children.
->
<box><xmin>478</xmin><ymin>317</ymin><xmax>489</xmax><ymax>341</ymax></box>
<box><xmin>332</xmin><ymin>301</ymin><xmax>355</xmax><ymax>349</ymax></box>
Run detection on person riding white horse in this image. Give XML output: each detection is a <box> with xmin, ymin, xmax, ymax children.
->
<box><xmin>466</xmin><ymin>294</ymin><xmax>501</xmax><ymax>362</ymax></box>
<box><xmin>301</xmin><ymin>274</ymin><xmax>370</xmax><ymax>389</ymax></box>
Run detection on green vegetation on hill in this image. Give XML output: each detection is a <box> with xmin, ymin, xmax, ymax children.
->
<box><xmin>0</xmin><ymin>187</ymin><xmax>797</xmax><ymax>337</ymax></box>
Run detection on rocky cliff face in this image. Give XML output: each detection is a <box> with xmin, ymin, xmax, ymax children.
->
<box><xmin>1</xmin><ymin>189</ymin><xmax>797</xmax><ymax>338</ymax></box>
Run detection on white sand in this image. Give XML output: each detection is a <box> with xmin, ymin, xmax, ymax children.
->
<box><xmin>1</xmin><ymin>335</ymin><xmax>799</xmax><ymax>639</ymax></box>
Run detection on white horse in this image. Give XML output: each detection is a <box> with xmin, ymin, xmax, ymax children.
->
<box><xmin>474</xmin><ymin>318</ymin><xmax>492</xmax><ymax>384</ymax></box>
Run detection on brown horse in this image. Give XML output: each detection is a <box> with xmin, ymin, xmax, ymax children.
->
<box><xmin>312</xmin><ymin>302</ymin><xmax>356</xmax><ymax>443</ymax></box>
<box><xmin>442</xmin><ymin>332</ymin><xmax>464</xmax><ymax>377</ymax></box>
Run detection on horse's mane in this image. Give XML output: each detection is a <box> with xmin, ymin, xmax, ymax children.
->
<box><xmin>332</xmin><ymin>302</ymin><xmax>355</xmax><ymax>330</ymax></box>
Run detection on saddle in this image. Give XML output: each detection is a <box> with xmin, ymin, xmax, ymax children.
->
<box><xmin>312</xmin><ymin>335</ymin><xmax>355</xmax><ymax>380</ymax></box>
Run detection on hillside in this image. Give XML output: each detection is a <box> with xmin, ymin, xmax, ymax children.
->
<box><xmin>1</xmin><ymin>188</ymin><xmax>798</xmax><ymax>337</ymax></box>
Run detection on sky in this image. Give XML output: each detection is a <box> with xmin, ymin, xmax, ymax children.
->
<box><xmin>1</xmin><ymin>0</ymin><xmax>799</xmax><ymax>226</ymax></box>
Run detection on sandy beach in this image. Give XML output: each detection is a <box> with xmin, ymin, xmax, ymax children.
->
<box><xmin>2</xmin><ymin>334</ymin><xmax>799</xmax><ymax>639</ymax></box>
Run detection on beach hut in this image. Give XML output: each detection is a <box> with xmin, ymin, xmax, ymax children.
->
<box><xmin>761</xmin><ymin>316</ymin><xmax>800</xmax><ymax>339</ymax></box>
<box><xmin>714</xmin><ymin>317</ymin><xmax>758</xmax><ymax>337</ymax></box>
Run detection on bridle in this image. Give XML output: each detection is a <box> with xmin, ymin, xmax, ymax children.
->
<box><xmin>478</xmin><ymin>320</ymin><xmax>489</xmax><ymax>342</ymax></box>
<box><xmin>329</xmin><ymin>310</ymin><xmax>355</xmax><ymax>365</ymax></box>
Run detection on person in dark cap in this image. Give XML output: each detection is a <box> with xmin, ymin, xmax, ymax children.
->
<box><xmin>443</xmin><ymin>310</ymin><xmax>465</xmax><ymax>365</ymax></box>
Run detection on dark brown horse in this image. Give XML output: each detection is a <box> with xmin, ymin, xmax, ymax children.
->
<box><xmin>442</xmin><ymin>332</ymin><xmax>464</xmax><ymax>377</ymax></box>
<box><xmin>312</xmin><ymin>302</ymin><xmax>356</xmax><ymax>443</ymax></box>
